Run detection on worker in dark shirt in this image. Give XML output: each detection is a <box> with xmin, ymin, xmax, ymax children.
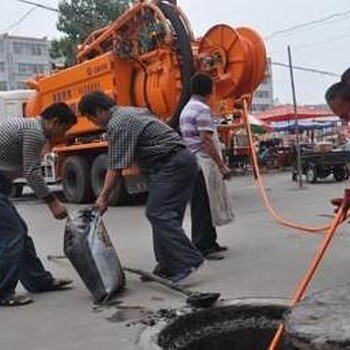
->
<box><xmin>0</xmin><ymin>103</ymin><xmax>77</xmax><ymax>307</ymax></box>
<box><xmin>78</xmin><ymin>91</ymin><xmax>204</xmax><ymax>283</ymax></box>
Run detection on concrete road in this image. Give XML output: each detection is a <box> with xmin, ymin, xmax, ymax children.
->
<box><xmin>1</xmin><ymin>172</ymin><xmax>350</xmax><ymax>350</ymax></box>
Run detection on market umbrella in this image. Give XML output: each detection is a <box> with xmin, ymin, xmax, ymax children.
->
<box><xmin>248</xmin><ymin>114</ymin><xmax>269</xmax><ymax>134</ymax></box>
<box><xmin>271</xmin><ymin>120</ymin><xmax>336</xmax><ymax>132</ymax></box>
<box><xmin>256</xmin><ymin>105</ymin><xmax>333</xmax><ymax>123</ymax></box>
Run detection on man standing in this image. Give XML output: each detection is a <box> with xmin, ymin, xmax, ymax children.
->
<box><xmin>0</xmin><ymin>102</ymin><xmax>77</xmax><ymax>307</ymax></box>
<box><xmin>180</xmin><ymin>73</ymin><xmax>234</xmax><ymax>258</ymax></box>
<box><xmin>78</xmin><ymin>91</ymin><xmax>204</xmax><ymax>283</ymax></box>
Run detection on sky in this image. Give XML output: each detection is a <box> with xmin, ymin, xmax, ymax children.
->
<box><xmin>1</xmin><ymin>0</ymin><xmax>350</xmax><ymax>106</ymax></box>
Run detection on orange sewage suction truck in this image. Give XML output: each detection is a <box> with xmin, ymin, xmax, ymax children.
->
<box><xmin>24</xmin><ymin>0</ymin><xmax>267</xmax><ymax>204</ymax></box>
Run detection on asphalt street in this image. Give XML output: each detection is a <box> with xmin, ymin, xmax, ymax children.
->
<box><xmin>1</xmin><ymin>172</ymin><xmax>350</xmax><ymax>350</ymax></box>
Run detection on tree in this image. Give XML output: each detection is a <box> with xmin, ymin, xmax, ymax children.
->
<box><xmin>50</xmin><ymin>37</ymin><xmax>76</xmax><ymax>66</ymax></box>
<box><xmin>50</xmin><ymin>0</ymin><xmax>134</xmax><ymax>66</ymax></box>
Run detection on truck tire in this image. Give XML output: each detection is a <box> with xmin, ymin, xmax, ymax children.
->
<box><xmin>90</xmin><ymin>154</ymin><xmax>128</xmax><ymax>206</ymax></box>
<box><xmin>10</xmin><ymin>184</ymin><xmax>23</xmax><ymax>198</ymax></box>
<box><xmin>334</xmin><ymin>166</ymin><xmax>347</xmax><ymax>182</ymax></box>
<box><xmin>305</xmin><ymin>164</ymin><xmax>317</xmax><ymax>183</ymax></box>
<box><xmin>62</xmin><ymin>156</ymin><xmax>93</xmax><ymax>203</ymax></box>
<box><xmin>345</xmin><ymin>166</ymin><xmax>350</xmax><ymax>180</ymax></box>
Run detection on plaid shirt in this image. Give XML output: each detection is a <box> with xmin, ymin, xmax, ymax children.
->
<box><xmin>107</xmin><ymin>106</ymin><xmax>185</xmax><ymax>172</ymax></box>
<box><xmin>179</xmin><ymin>96</ymin><xmax>215</xmax><ymax>154</ymax></box>
<box><xmin>0</xmin><ymin>117</ymin><xmax>50</xmax><ymax>198</ymax></box>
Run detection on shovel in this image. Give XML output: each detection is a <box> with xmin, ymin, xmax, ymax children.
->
<box><xmin>47</xmin><ymin>256</ymin><xmax>220</xmax><ymax>308</ymax></box>
<box><xmin>124</xmin><ymin>266</ymin><xmax>220</xmax><ymax>308</ymax></box>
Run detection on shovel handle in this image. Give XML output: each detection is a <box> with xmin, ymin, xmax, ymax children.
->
<box><xmin>123</xmin><ymin>266</ymin><xmax>191</xmax><ymax>297</ymax></box>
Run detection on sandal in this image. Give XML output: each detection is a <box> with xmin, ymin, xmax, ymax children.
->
<box><xmin>0</xmin><ymin>295</ymin><xmax>33</xmax><ymax>307</ymax></box>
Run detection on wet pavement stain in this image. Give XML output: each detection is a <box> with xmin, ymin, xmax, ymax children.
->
<box><xmin>92</xmin><ymin>299</ymin><xmax>123</xmax><ymax>313</ymax></box>
<box><xmin>151</xmin><ymin>296</ymin><xmax>165</xmax><ymax>302</ymax></box>
<box><xmin>106</xmin><ymin>306</ymin><xmax>147</xmax><ymax>323</ymax></box>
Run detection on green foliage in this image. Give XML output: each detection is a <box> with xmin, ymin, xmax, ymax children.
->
<box><xmin>57</xmin><ymin>0</ymin><xmax>133</xmax><ymax>42</ymax></box>
<box><xmin>51</xmin><ymin>0</ymin><xmax>135</xmax><ymax>65</ymax></box>
<box><xmin>49</xmin><ymin>37</ymin><xmax>77</xmax><ymax>66</ymax></box>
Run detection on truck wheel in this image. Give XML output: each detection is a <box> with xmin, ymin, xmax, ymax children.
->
<box><xmin>90</xmin><ymin>154</ymin><xmax>128</xmax><ymax>206</ymax></box>
<box><xmin>306</xmin><ymin>165</ymin><xmax>317</xmax><ymax>183</ymax></box>
<box><xmin>345</xmin><ymin>166</ymin><xmax>350</xmax><ymax>180</ymax></box>
<box><xmin>62</xmin><ymin>156</ymin><xmax>93</xmax><ymax>203</ymax></box>
<box><xmin>334</xmin><ymin>166</ymin><xmax>347</xmax><ymax>182</ymax></box>
<box><xmin>10</xmin><ymin>184</ymin><xmax>23</xmax><ymax>198</ymax></box>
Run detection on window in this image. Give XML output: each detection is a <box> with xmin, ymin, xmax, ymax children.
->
<box><xmin>251</xmin><ymin>104</ymin><xmax>269</xmax><ymax>112</ymax></box>
<box><xmin>262</xmin><ymin>76</ymin><xmax>272</xmax><ymax>86</ymax></box>
<box><xmin>18</xmin><ymin>63</ymin><xmax>28</xmax><ymax>73</ymax></box>
<box><xmin>32</xmin><ymin>44</ymin><xmax>44</xmax><ymax>56</ymax></box>
<box><xmin>16</xmin><ymin>82</ymin><xmax>27</xmax><ymax>89</ymax></box>
<box><xmin>13</xmin><ymin>41</ymin><xmax>47</xmax><ymax>56</ymax></box>
<box><xmin>24</xmin><ymin>42</ymin><xmax>46</xmax><ymax>56</ymax></box>
<box><xmin>13</xmin><ymin>42</ymin><xmax>25</xmax><ymax>54</ymax></box>
<box><xmin>0</xmin><ymin>81</ymin><xmax>7</xmax><ymax>91</ymax></box>
<box><xmin>33</xmin><ymin>64</ymin><xmax>46</xmax><ymax>73</ymax></box>
<box><xmin>0</xmin><ymin>41</ymin><xmax>4</xmax><ymax>54</ymax></box>
<box><xmin>18</xmin><ymin>63</ymin><xmax>48</xmax><ymax>74</ymax></box>
<box><xmin>255</xmin><ymin>91</ymin><xmax>270</xmax><ymax>98</ymax></box>
<box><xmin>27</xmin><ymin>43</ymin><xmax>38</xmax><ymax>55</ymax></box>
<box><xmin>0</xmin><ymin>62</ymin><xmax>5</xmax><ymax>72</ymax></box>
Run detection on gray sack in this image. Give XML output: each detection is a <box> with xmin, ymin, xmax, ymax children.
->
<box><xmin>64</xmin><ymin>208</ymin><xmax>125</xmax><ymax>303</ymax></box>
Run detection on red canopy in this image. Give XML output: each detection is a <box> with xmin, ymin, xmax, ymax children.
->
<box><xmin>256</xmin><ymin>104</ymin><xmax>334</xmax><ymax>122</ymax></box>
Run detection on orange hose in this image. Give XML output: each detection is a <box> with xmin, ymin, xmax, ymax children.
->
<box><xmin>267</xmin><ymin>190</ymin><xmax>349</xmax><ymax>350</ymax></box>
<box><xmin>241</xmin><ymin>98</ymin><xmax>342</xmax><ymax>233</ymax></box>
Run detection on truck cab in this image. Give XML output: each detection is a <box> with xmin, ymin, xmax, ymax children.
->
<box><xmin>0</xmin><ymin>89</ymin><xmax>35</xmax><ymax>119</ymax></box>
<box><xmin>0</xmin><ymin>89</ymin><xmax>57</xmax><ymax>197</ymax></box>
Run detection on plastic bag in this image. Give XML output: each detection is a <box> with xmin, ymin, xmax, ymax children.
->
<box><xmin>64</xmin><ymin>208</ymin><xmax>125</xmax><ymax>303</ymax></box>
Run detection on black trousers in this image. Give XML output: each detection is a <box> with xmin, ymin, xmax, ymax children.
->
<box><xmin>191</xmin><ymin>170</ymin><xmax>218</xmax><ymax>253</ymax></box>
<box><xmin>0</xmin><ymin>173</ymin><xmax>53</xmax><ymax>299</ymax></box>
<box><xmin>145</xmin><ymin>149</ymin><xmax>204</xmax><ymax>275</ymax></box>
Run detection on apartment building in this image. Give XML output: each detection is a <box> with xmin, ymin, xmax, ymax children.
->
<box><xmin>0</xmin><ymin>34</ymin><xmax>51</xmax><ymax>91</ymax></box>
<box><xmin>251</xmin><ymin>57</ymin><xmax>274</xmax><ymax>113</ymax></box>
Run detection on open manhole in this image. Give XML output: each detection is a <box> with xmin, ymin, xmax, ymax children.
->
<box><xmin>156</xmin><ymin>299</ymin><xmax>293</xmax><ymax>350</ymax></box>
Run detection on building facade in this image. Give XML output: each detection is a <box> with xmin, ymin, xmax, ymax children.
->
<box><xmin>0</xmin><ymin>34</ymin><xmax>51</xmax><ymax>91</ymax></box>
<box><xmin>251</xmin><ymin>58</ymin><xmax>274</xmax><ymax>113</ymax></box>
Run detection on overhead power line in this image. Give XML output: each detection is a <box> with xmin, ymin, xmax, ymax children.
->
<box><xmin>271</xmin><ymin>61</ymin><xmax>340</xmax><ymax>77</ymax></box>
<box><xmin>1</xmin><ymin>7</ymin><xmax>36</xmax><ymax>33</ymax></box>
<box><xmin>266</xmin><ymin>8</ymin><xmax>350</xmax><ymax>41</ymax></box>
<box><xmin>17</xmin><ymin>0</ymin><xmax>59</xmax><ymax>12</ymax></box>
<box><xmin>270</xmin><ymin>33</ymin><xmax>350</xmax><ymax>55</ymax></box>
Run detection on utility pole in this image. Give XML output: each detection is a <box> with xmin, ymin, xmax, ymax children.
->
<box><xmin>288</xmin><ymin>45</ymin><xmax>303</xmax><ymax>188</ymax></box>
